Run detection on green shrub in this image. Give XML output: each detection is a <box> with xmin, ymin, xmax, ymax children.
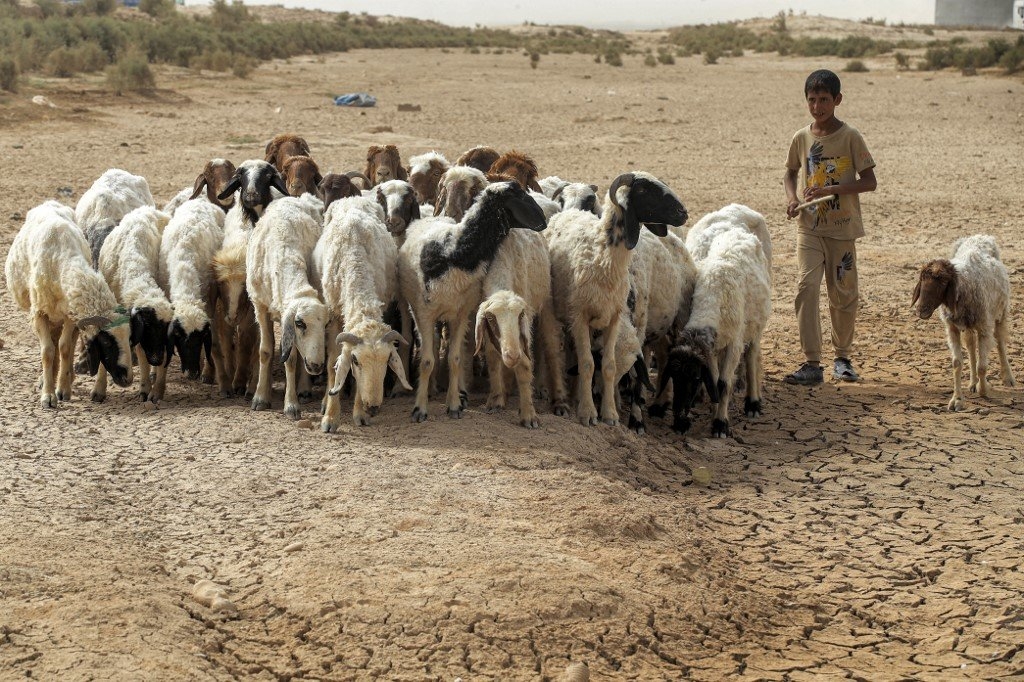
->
<box><xmin>106</xmin><ymin>52</ymin><xmax>155</xmax><ymax>93</ymax></box>
<box><xmin>45</xmin><ymin>47</ymin><xmax>79</xmax><ymax>77</ymax></box>
<box><xmin>845</xmin><ymin>59</ymin><xmax>868</xmax><ymax>72</ymax></box>
<box><xmin>703</xmin><ymin>49</ymin><xmax>719</xmax><ymax>65</ymax></box>
<box><xmin>643</xmin><ymin>54</ymin><xmax>656</xmax><ymax>67</ymax></box>
<box><xmin>139</xmin><ymin>0</ymin><xmax>175</xmax><ymax>17</ymax></box>
<box><xmin>231</xmin><ymin>54</ymin><xmax>256</xmax><ymax>78</ymax></box>
<box><xmin>529</xmin><ymin>50</ymin><xmax>539</xmax><ymax>68</ymax></box>
<box><xmin>894</xmin><ymin>51</ymin><xmax>909</xmax><ymax>69</ymax></box>
<box><xmin>656</xmin><ymin>50</ymin><xmax>674</xmax><ymax>65</ymax></box>
<box><xmin>604</xmin><ymin>49</ymin><xmax>622</xmax><ymax>66</ymax></box>
<box><xmin>82</xmin><ymin>0</ymin><xmax>116</xmax><ymax>16</ymax></box>
<box><xmin>0</xmin><ymin>58</ymin><xmax>17</xmax><ymax>92</ymax></box>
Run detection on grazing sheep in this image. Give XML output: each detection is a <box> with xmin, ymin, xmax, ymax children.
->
<box><xmin>661</xmin><ymin>229</ymin><xmax>771</xmax><ymax>437</ymax></box>
<box><xmin>912</xmin><ymin>234</ymin><xmax>1016</xmax><ymax>411</ymax></box>
<box><xmin>280</xmin><ymin>154</ymin><xmax>323</xmax><ymax>198</ymax></box>
<box><xmin>475</xmin><ymin>228</ymin><xmax>569</xmax><ymax>428</ymax></box>
<box><xmin>216</xmin><ymin>159</ymin><xmax>290</xmax><ymax>228</ymax></box>
<box><xmin>364</xmin><ymin>144</ymin><xmax>408</xmax><ymax>186</ymax></box>
<box><xmin>5</xmin><ymin>201</ymin><xmax>134</xmax><ymax>407</ymax></box>
<box><xmin>488</xmin><ymin>150</ymin><xmax>544</xmax><ymax>193</ymax></box>
<box><xmin>434</xmin><ymin>165</ymin><xmax>489</xmax><ymax>221</ymax></box>
<box><xmin>398</xmin><ymin>181</ymin><xmax>546</xmax><ymax>422</ymax></box>
<box><xmin>210</xmin><ymin>220</ymin><xmax>259</xmax><ymax>398</ymax></box>
<box><xmin>158</xmin><ymin>199</ymin><xmax>225</xmax><ymax>398</ymax></box>
<box><xmin>545</xmin><ymin>172</ymin><xmax>688</xmax><ymax>426</ymax></box>
<box><xmin>97</xmin><ymin>205</ymin><xmax>174</xmax><ymax>402</ymax></box>
<box><xmin>685</xmin><ymin>203</ymin><xmax>773</xmax><ymax>276</ymax></box>
<box><xmin>247</xmin><ymin>196</ymin><xmax>328</xmax><ymax>418</ymax></box>
<box><xmin>164</xmin><ymin>158</ymin><xmax>238</xmax><ymax>215</ymax></box>
<box><xmin>75</xmin><ymin>168</ymin><xmax>155</xmax><ymax>265</ymax></box>
<box><xmin>318</xmin><ymin>172</ymin><xmax>363</xmax><ymax>211</ymax></box>
<box><xmin>454</xmin><ymin>145</ymin><xmax>500</xmax><ymax>174</ymax></box>
<box><xmin>264</xmin><ymin>133</ymin><xmax>311</xmax><ymax>173</ymax></box>
<box><xmin>314</xmin><ymin>196</ymin><xmax>412</xmax><ymax>430</ymax></box>
<box><xmin>408</xmin><ymin>151</ymin><xmax>451</xmax><ymax>205</ymax></box>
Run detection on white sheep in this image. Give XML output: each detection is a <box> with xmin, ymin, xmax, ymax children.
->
<box><xmin>661</xmin><ymin>229</ymin><xmax>771</xmax><ymax>438</ymax></box>
<box><xmin>475</xmin><ymin>229</ymin><xmax>569</xmax><ymax>428</ymax></box>
<box><xmin>75</xmin><ymin>168</ymin><xmax>155</xmax><ymax>265</ymax></box>
<box><xmin>685</xmin><ymin>203</ymin><xmax>773</xmax><ymax>276</ymax></box>
<box><xmin>314</xmin><ymin>196</ymin><xmax>413</xmax><ymax>430</ymax></box>
<box><xmin>247</xmin><ymin>196</ymin><xmax>328</xmax><ymax>419</ymax></box>
<box><xmin>157</xmin><ymin>198</ymin><xmax>225</xmax><ymax>399</ymax></box>
<box><xmin>551</xmin><ymin>181</ymin><xmax>602</xmax><ymax>217</ymax></box>
<box><xmin>398</xmin><ymin>181</ymin><xmax>546</xmax><ymax>422</ymax></box>
<box><xmin>5</xmin><ymin>200</ymin><xmax>134</xmax><ymax>407</ymax></box>
<box><xmin>97</xmin><ymin>205</ymin><xmax>173</xmax><ymax>402</ymax></box>
<box><xmin>912</xmin><ymin>234</ymin><xmax>1016</xmax><ymax>411</ymax></box>
<box><xmin>545</xmin><ymin>172</ymin><xmax>688</xmax><ymax>426</ymax></box>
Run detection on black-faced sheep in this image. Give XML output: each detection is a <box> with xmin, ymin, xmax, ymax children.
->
<box><xmin>217</xmin><ymin>160</ymin><xmax>290</xmax><ymax>228</ymax></box>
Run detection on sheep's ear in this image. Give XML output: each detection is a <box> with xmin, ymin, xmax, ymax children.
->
<box><xmin>270</xmin><ymin>170</ymin><xmax>289</xmax><ymax>199</ymax></box>
<box><xmin>633</xmin><ymin>354</ymin><xmax>655</xmax><ymax>392</ymax></box>
<box><xmin>473</xmin><ymin>312</ymin><xmax>488</xmax><ymax>356</ymax></box>
<box><xmin>388</xmin><ymin>347</ymin><xmax>413</xmax><ymax>391</ymax></box>
<box><xmin>943</xmin><ymin>275</ymin><xmax>958</xmax><ymax>318</ymax></box>
<box><xmin>398</xmin><ymin>165</ymin><xmax>409</xmax><ymax>181</ymax></box>
<box><xmin>280</xmin><ymin>309</ymin><xmax>295</xmax><ymax>363</ymax></box>
<box><xmin>657</xmin><ymin>359</ymin><xmax>672</xmax><ymax>394</ymax></box>
<box><xmin>189</xmin><ymin>174</ymin><xmax>208</xmax><ymax>201</ymax></box>
<box><xmin>328</xmin><ymin>348</ymin><xmax>352</xmax><ymax>396</ymax></box>
<box><xmin>409</xmin><ymin>197</ymin><xmax>421</xmax><ymax>222</ymax></box>
<box><xmin>87</xmin><ymin>337</ymin><xmax>102</xmax><ymax>377</ymax></box>
<box><xmin>622</xmin><ymin>200</ymin><xmax>641</xmax><ymax>249</ymax></box>
<box><xmin>911</xmin><ymin>279</ymin><xmax>921</xmax><ymax>307</ymax></box>
<box><xmin>644</xmin><ymin>222</ymin><xmax>669</xmax><ymax>237</ymax></box>
<box><xmin>164</xmin><ymin>324</ymin><xmax>177</xmax><ymax>367</ymax></box>
<box><xmin>702</xmin><ymin>364</ymin><xmax>719</xmax><ymax>403</ymax></box>
<box><xmin>129</xmin><ymin>309</ymin><xmax>144</xmax><ymax>348</ymax></box>
<box><xmin>217</xmin><ymin>177</ymin><xmax>240</xmax><ymax>201</ymax></box>
<box><xmin>202</xmin><ymin>324</ymin><xmax>213</xmax><ymax>367</ymax></box>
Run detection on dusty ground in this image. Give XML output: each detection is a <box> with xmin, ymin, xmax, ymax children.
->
<box><xmin>2</xmin><ymin>21</ymin><xmax>1024</xmax><ymax>681</ymax></box>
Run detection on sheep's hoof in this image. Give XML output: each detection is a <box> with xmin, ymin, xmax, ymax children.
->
<box><xmin>40</xmin><ymin>394</ymin><xmax>58</xmax><ymax>409</ymax></box>
<box><xmin>298</xmin><ymin>390</ymin><xmax>313</xmax><ymax>402</ymax></box>
<box><xmin>284</xmin><ymin>404</ymin><xmax>301</xmax><ymax>420</ymax></box>
<box><xmin>411</xmin><ymin>406</ymin><xmax>429</xmax><ymax>423</ymax></box>
<box><xmin>520</xmin><ymin>414</ymin><xmax>540</xmax><ymax>429</ymax></box>
<box><xmin>90</xmin><ymin>392</ymin><xmax>106</xmax><ymax>403</ymax></box>
<box><xmin>445</xmin><ymin>404</ymin><xmax>464</xmax><ymax>419</ymax></box>
<box><xmin>1004</xmin><ymin>376</ymin><xmax>1017</xmax><ymax>388</ymax></box>
<box><xmin>647</xmin><ymin>403</ymin><xmax>668</xmax><ymax>419</ymax></box>
<box><xmin>628</xmin><ymin>414</ymin><xmax>645</xmax><ymax>435</ymax></box>
<box><xmin>218</xmin><ymin>388</ymin><xmax>233</xmax><ymax>399</ymax></box>
<box><xmin>353</xmin><ymin>413</ymin><xmax>371</xmax><ymax>427</ymax></box>
<box><xmin>140</xmin><ymin>392</ymin><xmax>149</xmax><ymax>402</ymax></box>
<box><xmin>56</xmin><ymin>389</ymin><xmax>70</xmax><ymax>402</ymax></box>
<box><xmin>321</xmin><ymin>417</ymin><xmax>339</xmax><ymax>433</ymax></box>
<box><xmin>485</xmin><ymin>400</ymin><xmax>504</xmax><ymax>413</ymax></box>
<box><xmin>671</xmin><ymin>415</ymin><xmax>691</xmax><ymax>434</ymax></box>
<box><xmin>577</xmin><ymin>406</ymin><xmax>598</xmax><ymax>426</ymax></box>
<box><xmin>711</xmin><ymin>418</ymin><xmax>730</xmax><ymax>438</ymax></box>
<box><xmin>201</xmin><ymin>374</ymin><xmax>215</xmax><ymax>385</ymax></box>
<box><xmin>233</xmin><ymin>386</ymin><xmax>248</xmax><ymax>398</ymax></box>
<box><xmin>948</xmin><ymin>397</ymin><xmax>964</xmax><ymax>412</ymax></box>
<box><xmin>601</xmin><ymin>416</ymin><xmax>618</xmax><ymax>427</ymax></box>
<box><xmin>744</xmin><ymin>398</ymin><xmax>762</xmax><ymax>418</ymax></box>
<box><xmin>251</xmin><ymin>397</ymin><xmax>271</xmax><ymax>411</ymax></box>
<box><xmin>459</xmin><ymin>390</ymin><xmax>469</xmax><ymax>408</ymax></box>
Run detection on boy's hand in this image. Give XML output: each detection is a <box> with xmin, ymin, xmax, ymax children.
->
<box><xmin>786</xmin><ymin>199</ymin><xmax>800</xmax><ymax>219</ymax></box>
<box><xmin>802</xmin><ymin>186</ymin><xmax>831</xmax><ymax>201</ymax></box>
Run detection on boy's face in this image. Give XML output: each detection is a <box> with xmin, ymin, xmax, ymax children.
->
<box><xmin>806</xmin><ymin>88</ymin><xmax>842</xmax><ymax>124</ymax></box>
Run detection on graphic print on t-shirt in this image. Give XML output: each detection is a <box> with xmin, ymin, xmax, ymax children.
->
<box><xmin>806</xmin><ymin>141</ymin><xmax>852</xmax><ymax>230</ymax></box>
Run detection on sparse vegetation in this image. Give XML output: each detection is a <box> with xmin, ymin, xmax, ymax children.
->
<box><xmin>894</xmin><ymin>52</ymin><xmax>910</xmax><ymax>70</ymax></box>
<box><xmin>845</xmin><ymin>59</ymin><xmax>868</xmax><ymax>72</ymax></box>
<box><xmin>0</xmin><ymin>57</ymin><xmax>17</xmax><ymax>92</ymax></box>
<box><xmin>704</xmin><ymin>49</ymin><xmax>719</xmax><ymax>65</ymax></box>
<box><xmin>644</xmin><ymin>54</ymin><xmax>657</xmax><ymax>67</ymax></box>
<box><xmin>106</xmin><ymin>52</ymin><xmax>155</xmax><ymax>94</ymax></box>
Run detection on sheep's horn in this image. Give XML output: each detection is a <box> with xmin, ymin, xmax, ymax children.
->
<box><xmin>345</xmin><ymin>171</ymin><xmax>372</xmax><ymax>188</ymax></box>
<box><xmin>550</xmin><ymin>182</ymin><xmax>568</xmax><ymax>202</ymax></box>
<box><xmin>382</xmin><ymin>330</ymin><xmax>408</xmax><ymax>347</ymax></box>
<box><xmin>608</xmin><ymin>172</ymin><xmax>635</xmax><ymax>207</ymax></box>
<box><xmin>77</xmin><ymin>315</ymin><xmax>111</xmax><ymax>330</ymax></box>
<box><xmin>336</xmin><ymin>332</ymin><xmax>362</xmax><ymax>346</ymax></box>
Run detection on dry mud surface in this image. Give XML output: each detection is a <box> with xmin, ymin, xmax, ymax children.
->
<box><xmin>1</xmin><ymin>42</ymin><xmax>1024</xmax><ymax>681</ymax></box>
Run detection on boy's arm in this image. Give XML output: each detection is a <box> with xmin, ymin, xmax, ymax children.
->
<box><xmin>784</xmin><ymin>168</ymin><xmax>801</xmax><ymax>218</ymax></box>
<box><xmin>802</xmin><ymin>166</ymin><xmax>876</xmax><ymax>201</ymax></box>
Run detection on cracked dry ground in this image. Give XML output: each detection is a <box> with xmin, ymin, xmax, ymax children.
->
<box><xmin>1</xmin><ymin>45</ymin><xmax>1023</xmax><ymax>681</ymax></box>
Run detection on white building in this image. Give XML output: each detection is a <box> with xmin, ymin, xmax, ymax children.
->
<box><xmin>935</xmin><ymin>0</ymin><xmax>1019</xmax><ymax>28</ymax></box>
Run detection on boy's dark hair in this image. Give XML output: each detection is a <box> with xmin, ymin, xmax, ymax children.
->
<box><xmin>804</xmin><ymin>69</ymin><xmax>841</xmax><ymax>97</ymax></box>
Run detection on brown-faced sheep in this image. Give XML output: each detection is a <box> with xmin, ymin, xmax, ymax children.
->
<box><xmin>408</xmin><ymin>151</ymin><xmax>450</xmax><ymax>205</ymax></box>
<box><xmin>264</xmin><ymin>133</ymin><xmax>311</xmax><ymax>173</ymax></box>
<box><xmin>364</xmin><ymin>145</ymin><xmax>408</xmax><ymax>185</ymax></box>
<box><xmin>434</xmin><ymin>166</ymin><xmax>489</xmax><ymax>221</ymax></box>
<box><xmin>455</xmin><ymin>145</ymin><xmax>501</xmax><ymax>174</ymax></box>
<box><xmin>280</xmin><ymin>155</ymin><xmax>322</xmax><ymax>197</ymax></box>
<box><xmin>488</xmin><ymin>150</ymin><xmax>544</xmax><ymax>193</ymax></box>
<box><xmin>318</xmin><ymin>173</ymin><xmax>363</xmax><ymax>211</ymax></box>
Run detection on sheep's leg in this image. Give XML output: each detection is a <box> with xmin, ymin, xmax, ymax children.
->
<box><xmin>321</xmin><ymin>318</ymin><xmax>342</xmax><ymax>417</ymax></box>
<box><xmin>296</xmin><ymin>364</ymin><xmax>313</xmax><ymax>401</ymax></box>
<box><xmin>35</xmin><ymin>314</ymin><xmax>58</xmax><ymax>408</ymax></box>
<box><xmin>513</xmin><ymin>352</ymin><xmax>539</xmax><ymax>429</ymax></box>
<box><xmin>55</xmin><ymin>322</ymin><xmax>78</xmax><ymax>402</ymax></box>
<box><xmin>91</xmin><ymin>365</ymin><xmax>108</xmax><ymax>403</ymax></box>
<box><xmin>252</xmin><ymin>306</ymin><xmax>274</xmax><ymax>411</ymax></box>
<box><xmin>946</xmin><ymin>323</ymin><xmax>964</xmax><ymax>412</ymax></box>
<box><xmin>571</xmin><ymin>318</ymin><xmax>599</xmax><ymax>426</ymax></box>
<box><xmin>152</xmin><ymin>363</ymin><xmax>168</xmax><ymax>402</ymax></box>
<box><xmin>213</xmin><ymin>310</ymin><xmax>234</xmax><ymax>398</ymax></box>
<box><xmin>283</xmin><ymin>349</ymin><xmax>301</xmax><ymax>420</ymax></box>
<box><xmin>648</xmin><ymin>336</ymin><xmax>672</xmax><ymax>418</ymax></box>
<box><xmin>393</xmin><ymin>300</ymin><xmax>413</xmax><ymax>396</ymax></box>
<box><xmin>995</xmin><ymin>315</ymin><xmax>1016</xmax><ymax>387</ymax></box>
<box><xmin>743</xmin><ymin>340</ymin><xmax>764</xmax><ymax>418</ymax></box>
<box><xmin>973</xmin><ymin>329</ymin><xmax>992</xmax><ymax>398</ymax></box>
<box><xmin>352</xmin><ymin>391</ymin><xmax>370</xmax><ymax>427</ymax></box>
<box><xmin>538</xmin><ymin>305</ymin><xmax>569</xmax><ymax>416</ymax></box>
<box><xmin>484</xmin><ymin>344</ymin><xmax>506</xmax><ymax>412</ymax></box>
<box><xmin>964</xmin><ymin>329</ymin><xmax>981</xmax><ymax>395</ymax></box>
<box><xmin>712</xmin><ymin>347</ymin><xmax>740</xmax><ymax>438</ymax></box>
<box><xmin>445</xmin><ymin>314</ymin><xmax>470</xmax><ymax>418</ymax></box>
<box><xmin>135</xmin><ymin>346</ymin><xmax>153</xmax><ymax>402</ymax></box>
<box><xmin>598</xmin><ymin>316</ymin><xmax>621</xmax><ymax>426</ymax></box>
<box><xmin>411</xmin><ymin>310</ymin><xmax>434</xmax><ymax>423</ymax></box>
<box><xmin>236</xmin><ymin>308</ymin><xmax>259</xmax><ymax>398</ymax></box>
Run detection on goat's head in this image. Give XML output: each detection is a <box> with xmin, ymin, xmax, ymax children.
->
<box><xmin>661</xmin><ymin>327</ymin><xmax>719</xmax><ymax>433</ymax></box>
<box><xmin>212</xmin><ymin>244</ymin><xmax>248</xmax><ymax>326</ymax></box>
<box><xmin>375</xmin><ymin>180</ymin><xmax>421</xmax><ymax>236</ymax></box>
<box><xmin>475</xmin><ymin>291</ymin><xmax>532</xmax><ymax>369</ymax></box>
<box><xmin>280</xmin><ymin>298</ymin><xmax>328</xmax><ymax>376</ymax></box>
<box><xmin>607</xmin><ymin>172</ymin><xmax>689</xmax><ymax>249</ymax></box>
<box><xmin>77</xmin><ymin>311</ymin><xmax>134</xmax><ymax>388</ymax></box>
<box><xmin>912</xmin><ymin>259</ymin><xmax>958</xmax><ymax>320</ymax></box>
<box><xmin>129</xmin><ymin>305</ymin><xmax>171</xmax><ymax>367</ymax></box>
<box><xmin>217</xmin><ymin>160</ymin><xmax>288</xmax><ymax>226</ymax></box>
<box><xmin>434</xmin><ymin>166</ymin><xmax>488</xmax><ymax>221</ymax></box>
<box><xmin>455</xmin><ymin>145</ymin><xmax>501</xmax><ymax>174</ymax></box>
<box><xmin>408</xmin><ymin>152</ymin><xmax>450</xmax><ymax>205</ymax></box>
<box><xmin>281</xmin><ymin>155</ymin><xmax>322</xmax><ymax>198</ymax></box>
<box><xmin>264</xmin><ymin>133</ymin><xmax>311</xmax><ymax>173</ymax></box>
<box><xmin>189</xmin><ymin>158</ymin><xmax>237</xmax><ymax>211</ymax></box>
<box><xmin>488</xmin><ymin>150</ymin><xmax>543</xmax><ymax>193</ymax></box>
<box><xmin>364</xmin><ymin>144</ymin><xmax>408</xmax><ymax>185</ymax></box>
<box><xmin>317</xmin><ymin>173</ymin><xmax>362</xmax><ymax>211</ymax></box>
<box><xmin>329</xmin><ymin>324</ymin><xmax>411</xmax><ymax>420</ymax></box>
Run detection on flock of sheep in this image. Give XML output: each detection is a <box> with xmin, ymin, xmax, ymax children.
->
<box><xmin>4</xmin><ymin>134</ymin><xmax>1016</xmax><ymax>438</ymax></box>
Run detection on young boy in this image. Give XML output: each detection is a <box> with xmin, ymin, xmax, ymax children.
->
<box><xmin>783</xmin><ymin>69</ymin><xmax>877</xmax><ymax>385</ymax></box>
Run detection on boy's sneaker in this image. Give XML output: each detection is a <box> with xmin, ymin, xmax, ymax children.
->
<box><xmin>784</xmin><ymin>363</ymin><xmax>823</xmax><ymax>386</ymax></box>
<box><xmin>833</xmin><ymin>358</ymin><xmax>859</xmax><ymax>382</ymax></box>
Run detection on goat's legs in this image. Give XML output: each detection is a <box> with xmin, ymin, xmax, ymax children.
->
<box><xmin>537</xmin><ymin>305</ymin><xmax>568</xmax><ymax>416</ymax></box>
<box><xmin>411</xmin><ymin>310</ymin><xmax>434</xmax><ymax>423</ymax></box>
<box><xmin>445</xmin><ymin>313</ymin><xmax>470</xmax><ymax>418</ymax></box>
<box><xmin>995</xmin><ymin>315</ymin><xmax>1016</xmax><ymax>387</ymax></box>
<box><xmin>484</xmin><ymin>344</ymin><xmax>507</xmax><ymax>412</ymax></box>
<box><xmin>213</xmin><ymin>306</ymin><xmax>235</xmax><ymax>398</ymax></box>
<box><xmin>743</xmin><ymin>340</ymin><xmax>764</xmax><ymax>418</ymax></box>
<box><xmin>970</xmin><ymin>329</ymin><xmax>993</xmax><ymax>397</ymax></box>
<box><xmin>570</xmin><ymin>318</ymin><xmax>598</xmax><ymax>426</ymax></box>
<box><xmin>964</xmin><ymin>330</ymin><xmax>982</xmax><ymax>396</ymax></box>
<box><xmin>321</xmin><ymin>318</ymin><xmax>343</xmax><ymax>432</ymax></box>
<box><xmin>55</xmin><ymin>322</ymin><xmax>77</xmax><ymax>402</ymax></box>
<box><xmin>513</xmin><ymin>352</ymin><xmax>538</xmax><ymax>429</ymax></box>
<box><xmin>283</xmin><ymin>348</ymin><xmax>300</xmax><ymax>420</ymax></box>
<box><xmin>598</xmin><ymin>316</ymin><xmax>621</xmax><ymax>426</ymax></box>
<box><xmin>712</xmin><ymin>346</ymin><xmax>742</xmax><ymax>438</ymax></box>
<box><xmin>252</xmin><ymin>305</ymin><xmax>275</xmax><ymax>411</ymax></box>
<box><xmin>135</xmin><ymin>345</ymin><xmax>153</xmax><ymax>402</ymax></box>
<box><xmin>35</xmin><ymin>314</ymin><xmax>58</xmax><ymax>408</ymax></box>
<box><xmin>946</xmin><ymin>323</ymin><xmax>964</xmax><ymax>411</ymax></box>
<box><xmin>91</xmin><ymin>365</ymin><xmax>108</xmax><ymax>403</ymax></box>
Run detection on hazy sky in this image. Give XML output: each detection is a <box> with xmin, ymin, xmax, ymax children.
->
<box><xmin>193</xmin><ymin>0</ymin><xmax>936</xmax><ymax>30</ymax></box>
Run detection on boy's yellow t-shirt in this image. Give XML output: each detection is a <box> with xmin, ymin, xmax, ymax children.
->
<box><xmin>786</xmin><ymin>123</ymin><xmax>875</xmax><ymax>239</ymax></box>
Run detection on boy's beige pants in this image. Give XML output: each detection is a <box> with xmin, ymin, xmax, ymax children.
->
<box><xmin>795</xmin><ymin>233</ymin><xmax>858</xmax><ymax>364</ymax></box>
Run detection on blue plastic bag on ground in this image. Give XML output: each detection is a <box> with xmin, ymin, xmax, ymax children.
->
<box><xmin>334</xmin><ymin>93</ymin><xmax>377</xmax><ymax>107</ymax></box>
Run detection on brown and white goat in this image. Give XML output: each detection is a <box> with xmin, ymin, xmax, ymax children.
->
<box><xmin>364</xmin><ymin>144</ymin><xmax>408</xmax><ymax>185</ymax></box>
<box><xmin>408</xmin><ymin>151</ymin><xmax>451</xmax><ymax>205</ymax></box>
<box><xmin>281</xmin><ymin>155</ymin><xmax>322</xmax><ymax>198</ymax></box>
<box><xmin>188</xmin><ymin>158</ymin><xmax>237</xmax><ymax>211</ymax></box>
<box><xmin>455</xmin><ymin>145</ymin><xmax>500</xmax><ymax>174</ymax></box>
<box><xmin>318</xmin><ymin>173</ymin><xmax>363</xmax><ymax>211</ymax></box>
<box><xmin>264</xmin><ymin>133</ymin><xmax>311</xmax><ymax>173</ymax></box>
<box><xmin>911</xmin><ymin>235</ymin><xmax>1016</xmax><ymax>411</ymax></box>
<box><xmin>434</xmin><ymin>165</ymin><xmax>489</xmax><ymax>221</ymax></box>
<box><xmin>488</xmin><ymin>150</ymin><xmax>544</xmax><ymax>193</ymax></box>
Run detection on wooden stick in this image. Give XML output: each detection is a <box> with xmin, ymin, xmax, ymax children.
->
<box><xmin>794</xmin><ymin>194</ymin><xmax>837</xmax><ymax>212</ymax></box>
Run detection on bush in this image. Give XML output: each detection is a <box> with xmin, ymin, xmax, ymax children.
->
<box><xmin>106</xmin><ymin>52</ymin><xmax>155</xmax><ymax>93</ymax></box>
<box><xmin>82</xmin><ymin>0</ymin><xmax>116</xmax><ymax>16</ymax></box>
<box><xmin>845</xmin><ymin>59</ymin><xmax>868</xmax><ymax>72</ymax></box>
<box><xmin>643</xmin><ymin>54</ymin><xmax>656</xmax><ymax>67</ymax></box>
<box><xmin>656</xmin><ymin>50</ymin><xmax>674</xmax><ymax>65</ymax></box>
<box><xmin>231</xmin><ymin>54</ymin><xmax>256</xmax><ymax>78</ymax></box>
<box><xmin>0</xmin><ymin>58</ymin><xmax>17</xmax><ymax>92</ymax></box>
<box><xmin>45</xmin><ymin>47</ymin><xmax>79</xmax><ymax>77</ymax></box>
<box><xmin>604</xmin><ymin>49</ymin><xmax>622</xmax><ymax>66</ymax></box>
<box><xmin>703</xmin><ymin>49</ymin><xmax>719</xmax><ymax>65</ymax></box>
<box><xmin>529</xmin><ymin>51</ymin><xmax>539</xmax><ymax>68</ymax></box>
<box><xmin>139</xmin><ymin>0</ymin><xmax>175</xmax><ymax>17</ymax></box>
<box><xmin>894</xmin><ymin>52</ymin><xmax>909</xmax><ymax>70</ymax></box>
